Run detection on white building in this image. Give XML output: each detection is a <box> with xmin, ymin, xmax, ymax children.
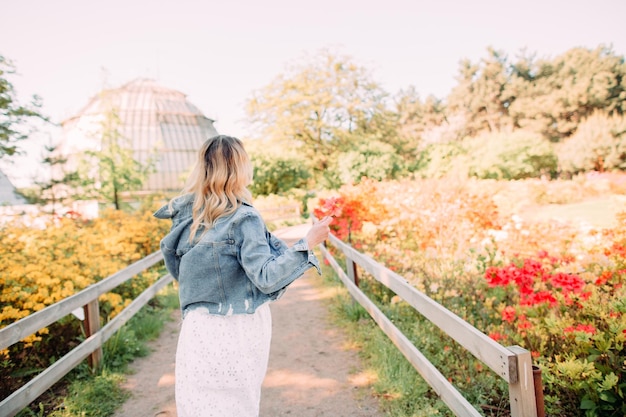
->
<box><xmin>0</xmin><ymin>169</ymin><xmax>28</xmax><ymax>206</ymax></box>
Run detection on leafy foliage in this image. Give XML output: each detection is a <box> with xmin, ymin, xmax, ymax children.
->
<box><xmin>19</xmin><ymin>144</ymin><xmax>85</xmax><ymax>213</ymax></box>
<box><xmin>0</xmin><ymin>55</ymin><xmax>46</xmax><ymax>160</ymax></box>
<box><xmin>245</xmin><ymin>49</ymin><xmax>393</xmax><ymax>181</ymax></box>
<box><xmin>448</xmin><ymin>45</ymin><xmax>626</xmax><ymax>141</ymax></box>
<box><xmin>557</xmin><ymin>112</ymin><xmax>626</xmax><ymax>174</ymax></box>
<box><xmin>448</xmin><ymin>47</ymin><xmax>514</xmax><ymax>136</ymax></box>
<box><xmin>244</xmin><ymin>45</ymin><xmax>625</xmax><ymax>188</ymax></box>
<box><xmin>464</xmin><ymin>131</ymin><xmax>558</xmax><ymax>179</ymax></box>
<box><xmin>249</xmin><ymin>150</ymin><xmax>310</xmax><ymax>196</ymax></box>
<box><xmin>327</xmin><ymin>140</ymin><xmax>403</xmax><ymax>187</ymax></box>
<box><xmin>0</xmin><ymin>207</ymin><xmax>170</xmax><ymax>404</ymax></box>
<box><xmin>508</xmin><ymin>46</ymin><xmax>626</xmax><ymax>140</ymax></box>
<box><xmin>80</xmin><ymin>107</ymin><xmax>155</xmax><ymax>209</ymax></box>
<box><xmin>313</xmin><ymin>175</ymin><xmax>626</xmax><ymax>416</ymax></box>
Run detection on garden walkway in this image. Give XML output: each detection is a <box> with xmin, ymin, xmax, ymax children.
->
<box><xmin>113</xmin><ymin>223</ymin><xmax>381</xmax><ymax>417</ymax></box>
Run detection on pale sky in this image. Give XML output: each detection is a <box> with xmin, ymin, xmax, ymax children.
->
<box><xmin>2</xmin><ymin>0</ymin><xmax>625</xmax><ymax>186</ymax></box>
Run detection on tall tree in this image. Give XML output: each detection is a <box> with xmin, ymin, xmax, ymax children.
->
<box><xmin>447</xmin><ymin>47</ymin><xmax>514</xmax><ymax>136</ymax></box>
<box><xmin>0</xmin><ymin>55</ymin><xmax>46</xmax><ymax>160</ymax></box>
<box><xmin>394</xmin><ymin>86</ymin><xmax>449</xmax><ymax>145</ymax></box>
<box><xmin>28</xmin><ymin>144</ymin><xmax>85</xmax><ymax>214</ymax></box>
<box><xmin>81</xmin><ymin>106</ymin><xmax>155</xmax><ymax>210</ymax></box>
<box><xmin>508</xmin><ymin>45</ymin><xmax>626</xmax><ymax>140</ymax></box>
<box><xmin>245</xmin><ymin>49</ymin><xmax>390</xmax><ymax>176</ymax></box>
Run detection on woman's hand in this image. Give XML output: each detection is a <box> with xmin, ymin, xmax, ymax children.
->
<box><xmin>305</xmin><ymin>216</ymin><xmax>333</xmax><ymax>248</ymax></box>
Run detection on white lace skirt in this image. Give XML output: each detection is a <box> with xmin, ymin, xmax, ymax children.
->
<box><xmin>175</xmin><ymin>303</ymin><xmax>272</xmax><ymax>417</ymax></box>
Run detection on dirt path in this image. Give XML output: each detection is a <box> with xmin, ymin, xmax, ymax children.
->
<box><xmin>113</xmin><ymin>224</ymin><xmax>381</xmax><ymax>417</ymax></box>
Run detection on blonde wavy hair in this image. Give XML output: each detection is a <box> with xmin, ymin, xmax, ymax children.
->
<box><xmin>175</xmin><ymin>135</ymin><xmax>253</xmax><ymax>242</ymax></box>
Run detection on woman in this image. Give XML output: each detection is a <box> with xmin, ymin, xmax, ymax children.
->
<box><xmin>154</xmin><ymin>135</ymin><xmax>332</xmax><ymax>416</ymax></box>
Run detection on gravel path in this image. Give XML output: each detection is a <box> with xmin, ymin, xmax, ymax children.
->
<box><xmin>113</xmin><ymin>224</ymin><xmax>381</xmax><ymax>417</ymax></box>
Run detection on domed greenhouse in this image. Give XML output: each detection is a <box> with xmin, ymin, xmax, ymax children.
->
<box><xmin>58</xmin><ymin>78</ymin><xmax>218</xmax><ymax>194</ymax></box>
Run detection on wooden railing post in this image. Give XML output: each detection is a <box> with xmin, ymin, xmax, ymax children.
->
<box><xmin>83</xmin><ymin>299</ymin><xmax>102</xmax><ymax>371</ymax></box>
<box><xmin>533</xmin><ymin>365</ymin><xmax>546</xmax><ymax>417</ymax></box>
<box><xmin>346</xmin><ymin>257</ymin><xmax>359</xmax><ymax>287</ymax></box>
<box><xmin>507</xmin><ymin>346</ymin><xmax>538</xmax><ymax>417</ymax></box>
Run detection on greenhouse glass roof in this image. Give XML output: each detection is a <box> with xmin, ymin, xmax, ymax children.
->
<box><xmin>60</xmin><ymin>78</ymin><xmax>218</xmax><ymax>192</ymax></box>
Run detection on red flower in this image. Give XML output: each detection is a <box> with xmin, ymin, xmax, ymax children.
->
<box><xmin>595</xmin><ymin>271</ymin><xmax>611</xmax><ymax>286</ymax></box>
<box><xmin>321</xmin><ymin>196</ymin><xmax>343</xmax><ymax>218</ymax></box>
<box><xmin>551</xmin><ymin>272</ymin><xmax>584</xmax><ymax>294</ymax></box>
<box><xmin>501</xmin><ymin>306</ymin><xmax>516</xmax><ymax>323</ymax></box>
<box><xmin>521</xmin><ymin>290</ymin><xmax>557</xmax><ymax>307</ymax></box>
<box><xmin>563</xmin><ymin>324</ymin><xmax>596</xmax><ymax>335</ymax></box>
<box><xmin>489</xmin><ymin>332</ymin><xmax>506</xmax><ymax>342</ymax></box>
<box><xmin>517</xmin><ymin>317</ymin><xmax>533</xmax><ymax>330</ymax></box>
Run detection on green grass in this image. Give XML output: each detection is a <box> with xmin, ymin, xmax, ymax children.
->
<box><xmin>17</xmin><ymin>283</ymin><xmax>180</xmax><ymax>417</ymax></box>
<box><xmin>48</xmin><ymin>371</ymin><xmax>130</xmax><ymax>417</ymax></box>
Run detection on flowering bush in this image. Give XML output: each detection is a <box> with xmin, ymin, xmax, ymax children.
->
<box><xmin>0</xmin><ymin>207</ymin><xmax>170</xmax><ymax>401</ymax></box>
<box><xmin>313</xmin><ymin>174</ymin><xmax>626</xmax><ymax>416</ymax></box>
<box><xmin>483</xmin><ymin>249</ymin><xmax>625</xmax><ymax>416</ymax></box>
<box><xmin>312</xmin><ymin>179</ymin><xmax>389</xmax><ymax>242</ymax></box>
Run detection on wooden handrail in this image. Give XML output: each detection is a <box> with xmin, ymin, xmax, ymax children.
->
<box><xmin>0</xmin><ymin>253</ymin><xmax>170</xmax><ymax>417</ymax></box>
<box><xmin>0</xmin><ymin>251</ymin><xmax>163</xmax><ymax>350</ymax></box>
<box><xmin>1</xmin><ymin>231</ymin><xmax>542</xmax><ymax>417</ymax></box>
<box><xmin>321</xmin><ymin>233</ymin><xmax>539</xmax><ymax>417</ymax></box>
<box><xmin>322</xmin><ymin>245</ymin><xmax>483</xmax><ymax>416</ymax></box>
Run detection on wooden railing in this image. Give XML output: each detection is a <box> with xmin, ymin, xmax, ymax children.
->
<box><xmin>320</xmin><ymin>233</ymin><xmax>542</xmax><ymax>417</ymax></box>
<box><xmin>0</xmin><ymin>252</ymin><xmax>171</xmax><ymax>417</ymax></box>
<box><xmin>1</xmin><ymin>224</ymin><xmax>544</xmax><ymax>417</ymax></box>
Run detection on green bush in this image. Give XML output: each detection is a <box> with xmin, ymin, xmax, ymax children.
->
<box><xmin>249</xmin><ymin>152</ymin><xmax>310</xmax><ymax>196</ymax></box>
<box><xmin>464</xmin><ymin>130</ymin><xmax>558</xmax><ymax>180</ymax></box>
<box><xmin>329</xmin><ymin>140</ymin><xmax>404</xmax><ymax>185</ymax></box>
<box><xmin>557</xmin><ymin>112</ymin><xmax>626</xmax><ymax>175</ymax></box>
<box><xmin>415</xmin><ymin>141</ymin><xmax>467</xmax><ymax>178</ymax></box>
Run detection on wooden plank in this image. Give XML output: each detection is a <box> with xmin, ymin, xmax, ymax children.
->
<box><xmin>0</xmin><ymin>275</ymin><xmax>174</xmax><ymax>417</ymax></box>
<box><xmin>332</xmin><ymin>235</ymin><xmax>518</xmax><ymax>383</ymax></box>
<box><xmin>0</xmin><ymin>252</ymin><xmax>163</xmax><ymax>350</ymax></box>
<box><xmin>507</xmin><ymin>346</ymin><xmax>538</xmax><ymax>417</ymax></box>
<box><xmin>320</xmin><ymin>246</ymin><xmax>483</xmax><ymax>417</ymax></box>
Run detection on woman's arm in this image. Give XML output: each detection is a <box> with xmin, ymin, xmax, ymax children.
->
<box><xmin>237</xmin><ymin>214</ymin><xmax>332</xmax><ymax>294</ymax></box>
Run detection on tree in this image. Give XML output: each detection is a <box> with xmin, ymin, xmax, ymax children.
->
<box><xmin>0</xmin><ymin>55</ymin><xmax>46</xmax><ymax>160</ymax></box>
<box><xmin>249</xmin><ymin>151</ymin><xmax>310</xmax><ymax>196</ymax></box>
<box><xmin>80</xmin><ymin>106</ymin><xmax>155</xmax><ymax>209</ymax></box>
<box><xmin>508</xmin><ymin>45</ymin><xmax>626</xmax><ymax>140</ymax></box>
<box><xmin>328</xmin><ymin>140</ymin><xmax>402</xmax><ymax>186</ymax></box>
<box><xmin>445</xmin><ymin>45</ymin><xmax>626</xmax><ymax>143</ymax></box>
<box><xmin>557</xmin><ymin>112</ymin><xmax>626</xmax><ymax>174</ymax></box>
<box><xmin>245</xmin><ymin>49</ymin><xmax>391</xmax><ymax>180</ymax></box>
<box><xmin>394</xmin><ymin>86</ymin><xmax>447</xmax><ymax>145</ymax></box>
<box><xmin>447</xmin><ymin>47</ymin><xmax>515</xmax><ymax>136</ymax></box>
<box><xmin>26</xmin><ymin>144</ymin><xmax>85</xmax><ymax>214</ymax></box>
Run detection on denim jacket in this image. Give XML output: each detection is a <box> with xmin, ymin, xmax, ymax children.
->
<box><xmin>153</xmin><ymin>195</ymin><xmax>321</xmax><ymax>316</ymax></box>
